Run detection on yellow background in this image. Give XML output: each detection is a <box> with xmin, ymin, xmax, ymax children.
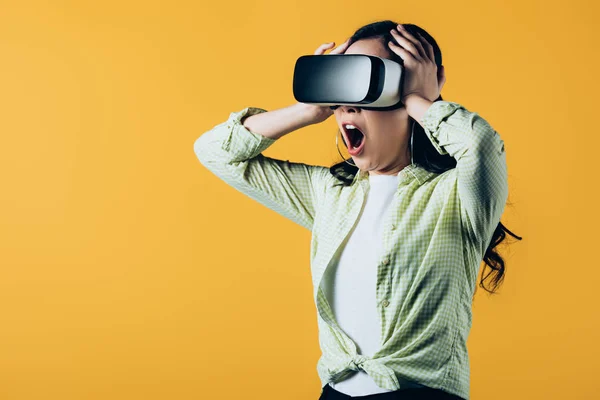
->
<box><xmin>1</xmin><ymin>1</ymin><xmax>598</xmax><ymax>399</ymax></box>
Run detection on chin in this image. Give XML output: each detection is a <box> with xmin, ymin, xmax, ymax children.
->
<box><xmin>353</xmin><ymin>159</ymin><xmax>369</xmax><ymax>170</ymax></box>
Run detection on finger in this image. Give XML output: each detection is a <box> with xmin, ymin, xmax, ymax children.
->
<box><xmin>314</xmin><ymin>42</ymin><xmax>335</xmax><ymax>55</ymax></box>
<box><xmin>388</xmin><ymin>41</ymin><xmax>414</xmax><ymax>63</ymax></box>
<box><xmin>396</xmin><ymin>26</ymin><xmax>428</xmax><ymax>60</ymax></box>
<box><xmin>417</xmin><ymin>33</ymin><xmax>435</xmax><ymax>63</ymax></box>
<box><xmin>390</xmin><ymin>29</ymin><xmax>424</xmax><ymax>61</ymax></box>
<box><xmin>329</xmin><ymin>38</ymin><xmax>351</xmax><ymax>54</ymax></box>
<box><xmin>393</xmin><ymin>26</ymin><xmax>427</xmax><ymax>60</ymax></box>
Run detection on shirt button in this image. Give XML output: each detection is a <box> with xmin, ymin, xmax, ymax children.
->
<box><xmin>382</xmin><ymin>300</ymin><xmax>390</xmax><ymax>307</ymax></box>
<box><xmin>383</xmin><ymin>258</ymin><xmax>390</xmax><ymax>265</ymax></box>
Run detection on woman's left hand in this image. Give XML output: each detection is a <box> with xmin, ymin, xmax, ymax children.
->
<box><xmin>388</xmin><ymin>25</ymin><xmax>445</xmax><ymax>103</ymax></box>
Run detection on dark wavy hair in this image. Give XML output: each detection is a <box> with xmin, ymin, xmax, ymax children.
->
<box><xmin>329</xmin><ymin>20</ymin><xmax>522</xmax><ymax>297</ymax></box>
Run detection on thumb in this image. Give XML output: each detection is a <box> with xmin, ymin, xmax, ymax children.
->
<box><xmin>437</xmin><ymin>65</ymin><xmax>446</xmax><ymax>92</ymax></box>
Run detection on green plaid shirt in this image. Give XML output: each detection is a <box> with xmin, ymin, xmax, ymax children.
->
<box><xmin>194</xmin><ymin>101</ymin><xmax>508</xmax><ymax>400</ymax></box>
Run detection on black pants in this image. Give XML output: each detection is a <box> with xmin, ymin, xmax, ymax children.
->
<box><xmin>319</xmin><ymin>384</ymin><xmax>466</xmax><ymax>400</ymax></box>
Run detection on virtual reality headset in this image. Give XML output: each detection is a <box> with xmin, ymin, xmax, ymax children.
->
<box><xmin>292</xmin><ymin>54</ymin><xmax>405</xmax><ymax>111</ymax></box>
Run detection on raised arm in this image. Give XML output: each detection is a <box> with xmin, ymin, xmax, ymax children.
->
<box><xmin>193</xmin><ymin>105</ymin><xmax>331</xmax><ymax>231</ymax></box>
<box><xmin>412</xmin><ymin>98</ymin><xmax>509</xmax><ymax>252</ymax></box>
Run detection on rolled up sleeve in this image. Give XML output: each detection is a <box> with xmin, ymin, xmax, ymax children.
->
<box><xmin>420</xmin><ymin>101</ymin><xmax>509</xmax><ymax>252</ymax></box>
<box><xmin>194</xmin><ymin>107</ymin><xmax>330</xmax><ymax>231</ymax></box>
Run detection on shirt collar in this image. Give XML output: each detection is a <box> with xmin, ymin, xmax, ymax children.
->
<box><xmin>352</xmin><ymin>163</ymin><xmax>434</xmax><ymax>188</ymax></box>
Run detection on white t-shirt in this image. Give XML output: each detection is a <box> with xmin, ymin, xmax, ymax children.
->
<box><xmin>320</xmin><ymin>171</ymin><xmax>427</xmax><ymax>396</ymax></box>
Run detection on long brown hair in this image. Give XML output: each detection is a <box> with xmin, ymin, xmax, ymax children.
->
<box><xmin>329</xmin><ymin>20</ymin><xmax>523</xmax><ymax>297</ymax></box>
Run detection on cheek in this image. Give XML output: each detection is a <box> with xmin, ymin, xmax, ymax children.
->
<box><xmin>371</xmin><ymin>133</ymin><xmax>402</xmax><ymax>149</ymax></box>
<box><xmin>367</xmin><ymin>124</ymin><xmax>406</xmax><ymax>148</ymax></box>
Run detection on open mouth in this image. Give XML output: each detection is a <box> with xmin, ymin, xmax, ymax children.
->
<box><xmin>348</xmin><ymin>128</ymin><xmax>364</xmax><ymax>148</ymax></box>
<box><xmin>342</xmin><ymin>124</ymin><xmax>366</xmax><ymax>155</ymax></box>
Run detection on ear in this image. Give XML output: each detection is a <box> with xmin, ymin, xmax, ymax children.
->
<box><xmin>437</xmin><ymin>65</ymin><xmax>446</xmax><ymax>93</ymax></box>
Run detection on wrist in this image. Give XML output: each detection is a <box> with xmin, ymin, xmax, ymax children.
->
<box><xmin>403</xmin><ymin>94</ymin><xmax>434</xmax><ymax>125</ymax></box>
<box><xmin>402</xmin><ymin>93</ymin><xmax>424</xmax><ymax>106</ymax></box>
<box><xmin>294</xmin><ymin>102</ymin><xmax>330</xmax><ymax>125</ymax></box>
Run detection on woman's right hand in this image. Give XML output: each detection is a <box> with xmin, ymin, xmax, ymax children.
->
<box><xmin>295</xmin><ymin>39</ymin><xmax>352</xmax><ymax>125</ymax></box>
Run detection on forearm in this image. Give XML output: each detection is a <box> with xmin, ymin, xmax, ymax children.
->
<box><xmin>193</xmin><ymin>105</ymin><xmax>329</xmax><ymax>232</ymax></box>
<box><xmin>415</xmin><ymin>99</ymin><xmax>509</xmax><ymax>250</ymax></box>
<box><xmin>242</xmin><ymin>102</ymin><xmax>318</xmax><ymax>140</ymax></box>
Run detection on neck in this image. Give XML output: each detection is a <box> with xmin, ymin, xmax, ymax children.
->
<box><xmin>367</xmin><ymin>144</ymin><xmax>412</xmax><ymax>176</ymax></box>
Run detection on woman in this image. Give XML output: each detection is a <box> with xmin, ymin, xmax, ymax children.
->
<box><xmin>194</xmin><ymin>20</ymin><xmax>521</xmax><ymax>400</ymax></box>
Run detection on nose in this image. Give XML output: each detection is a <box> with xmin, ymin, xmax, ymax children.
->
<box><xmin>339</xmin><ymin>105</ymin><xmax>362</xmax><ymax>113</ymax></box>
